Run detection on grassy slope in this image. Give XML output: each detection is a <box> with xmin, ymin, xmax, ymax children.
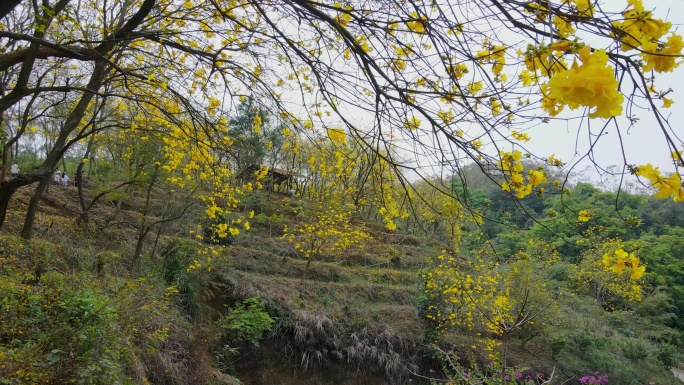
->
<box><xmin>208</xmin><ymin>195</ymin><xmax>439</xmax><ymax>384</ymax></box>
<box><xmin>1</xmin><ymin>186</ymin><xmax>680</xmax><ymax>384</ymax></box>
<box><xmin>1</xmin><ymin>187</ymin><xmax>441</xmax><ymax>384</ymax></box>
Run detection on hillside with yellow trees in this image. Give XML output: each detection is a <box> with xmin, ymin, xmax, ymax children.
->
<box><xmin>2</xmin><ymin>0</ymin><xmax>684</xmax><ymax>384</ymax></box>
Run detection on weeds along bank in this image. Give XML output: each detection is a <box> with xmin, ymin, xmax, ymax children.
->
<box><xmin>0</xmin><ymin>235</ymin><xmax>215</xmax><ymax>384</ymax></box>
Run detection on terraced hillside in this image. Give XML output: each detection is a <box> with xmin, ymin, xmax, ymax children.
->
<box><xmin>2</xmin><ymin>186</ymin><xmax>681</xmax><ymax>385</ymax></box>
<box><xmin>1</xmin><ymin>186</ymin><xmax>447</xmax><ymax>384</ymax></box>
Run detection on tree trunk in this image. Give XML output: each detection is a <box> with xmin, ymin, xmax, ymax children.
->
<box><xmin>76</xmin><ymin>135</ymin><xmax>96</xmax><ymax>225</ymax></box>
<box><xmin>20</xmin><ymin>175</ymin><xmax>51</xmax><ymax>239</ymax></box>
<box><xmin>132</xmin><ymin>228</ymin><xmax>150</xmax><ymax>267</ymax></box>
<box><xmin>1</xmin><ymin>143</ymin><xmax>10</xmax><ymax>182</ymax></box>
<box><xmin>0</xmin><ymin>172</ymin><xmax>46</xmax><ymax>228</ymax></box>
<box><xmin>0</xmin><ymin>0</ymin><xmax>156</xmax><ymax>233</ymax></box>
<box><xmin>17</xmin><ymin>61</ymin><xmax>107</xmax><ymax>237</ymax></box>
<box><xmin>130</xmin><ymin>165</ymin><xmax>159</xmax><ymax>268</ymax></box>
<box><xmin>150</xmin><ymin>222</ymin><xmax>164</xmax><ymax>261</ymax></box>
<box><xmin>501</xmin><ymin>333</ymin><xmax>509</xmax><ymax>385</ymax></box>
<box><xmin>0</xmin><ymin>0</ymin><xmax>23</xmax><ymax>20</ymax></box>
<box><xmin>0</xmin><ymin>184</ymin><xmax>20</xmax><ymax>226</ymax></box>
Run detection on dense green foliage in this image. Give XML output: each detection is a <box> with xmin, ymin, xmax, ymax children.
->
<box><xmin>217</xmin><ymin>298</ymin><xmax>275</xmax><ymax>347</ymax></box>
<box><xmin>475</xmin><ymin>179</ymin><xmax>684</xmax><ymax>332</ymax></box>
<box><xmin>449</xmin><ymin>173</ymin><xmax>683</xmax><ymax>382</ymax></box>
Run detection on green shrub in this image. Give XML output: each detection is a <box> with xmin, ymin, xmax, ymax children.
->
<box><xmin>550</xmin><ymin>335</ymin><xmax>569</xmax><ymax>358</ymax></box>
<box><xmin>0</xmin><ymin>272</ymin><xmax>125</xmax><ymax>384</ymax></box>
<box><xmin>656</xmin><ymin>343</ymin><xmax>679</xmax><ymax>367</ymax></box>
<box><xmin>570</xmin><ymin>331</ymin><xmax>594</xmax><ymax>351</ymax></box>
<box><xmin>621</xmin><ymin>338</ymin><xmax>650</xmax><ymax>361</ymax></box>
<box><xmin>548</xmin><ymin>262</ymin><xmax>572</xmax><ymax>282</ymax></box>
<box><xmin>217</xmin><ymin>298</ymin><xmax>275</xmax><ymax>347</ymax></box>
<box><xmin>113</xmin><ymin>274</ymin><xmax>207</xmax><ymax>384</ymax></box>
<box><xmin>243</xmin><ymin>191</ymin><xmax>267</xmax><ymax>214</ymax></box>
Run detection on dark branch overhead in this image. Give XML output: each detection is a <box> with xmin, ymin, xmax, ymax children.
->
<box><xmin>0</xmin><ymin>0</ymin><xmax>22</xmax><ymax>20</ymax></box>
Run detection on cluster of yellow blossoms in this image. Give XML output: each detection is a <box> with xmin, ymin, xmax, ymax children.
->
<box><xmin>403</xmin><ymin>116</ymin><xmax>421</xmax><ymax>131</ymax></box>
<box><xmin>547</xmin><ymin>47</ymin><xmax>624</xmax><ymax>119</ymax></box>
<box><xmin>601</xmin><ymin>249</ymin><xmax>645</xmax><ymax>281</ymax></box>
<box><xmin>612</xmin><ymin>0</ymin><xmax>682</xmax><ymax>73</ymax></box>
<box><xmin>617</xmin><ymin>0</ymin><xmax>682</xmax><ymax>72</ymax></box>
<box><xmin>613</xmin><ymin>0</ymin><xmax>670</xmax><ymax>51</ymax></box>
<box><xmin>519</xmin><ymin>0</ymin><xmax>682</xmax><ymax>120</ymax></box>
<box><xmin>326</xmin><ymin>128</ymin><xmax>347</xmax><ymax>145</ymax></box>
<box><xmin>522</xmin><ymin>42</ymin><xmax>567</xmax><ymax>78</ymax></box>
<box><xmin>477</xmin><ymin>45</ymin><xmax>506</xmax><ymax>75</ymax></box>
<box><xmin>578</xmin><ymin>209</ymin><xmax>593</xmax><ymax>222</ymax></box>
<box><xmin>283</xmin><ymin>203</ymin><xmax>372</xmax><ymax>265</ymax></box>
<box><xmin>635</xmin><ymin>163</ymin><xmax>684</xmax><ymax>201</ymax></box>
<box><xmin>406</xmin><ymin>12</ymin><xmax>427</xmax><ymax>34</ymax></box>
<box><xmin>572</xmin><ymin>245</ymin><xmax>644</xmax><ymax>303</ymax></box>
<box><xmin>642</xmin><ymin>35</ymin><xmax>684</xmax><ymax>73</ymax></box>
<box><xmin>423</xmin><ymin>253</ymin><xmax>511</xmax><ymax>338</ymax></box>
<box><xmin>522</xmin><ymin>42</ymin><xmax>624</xmax><ymax>118</ymax></box>
<box><xmin>498</xmin><ymin>150</ymin><xmax>547</xmax><ymax>198</ymax></box>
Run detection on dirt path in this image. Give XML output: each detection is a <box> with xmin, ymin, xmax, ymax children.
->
<box><xmin>672</xmin><ymin>367</ymin><xmax>684</xmax><ymax>383</ymax></box>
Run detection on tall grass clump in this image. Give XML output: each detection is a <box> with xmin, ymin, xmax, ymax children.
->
<box><xmin>159</xmin><ymin>237</ymin><xmax>206</xmax><ymax>320</ymax></box>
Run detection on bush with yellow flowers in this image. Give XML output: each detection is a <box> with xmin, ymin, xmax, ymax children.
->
<box><xmin>283</xmin><ymin>201</ymin><xmax>373</xmax><ymax>269</ymax></box>
<box><xmin>571</xmin><ymin>232</ymin><xmax>646</xmax><ymax>306</ymax></box>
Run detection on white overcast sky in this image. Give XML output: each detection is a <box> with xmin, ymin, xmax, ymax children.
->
<box><xmin>525</xmin><ymin>0</ymin><xmax>684</xmax><ymax>182</ymax></box>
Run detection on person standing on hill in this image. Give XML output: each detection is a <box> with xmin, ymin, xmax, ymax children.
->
<box><xmin>10</xmin><ymin>163</ymin><xmax>19</xmax><ymax>177</ymax></box>
<box><xmin>61</xmin><ymin>172</ymin><xmax>70</xmax><ymax>187</ymax></box>
<box><xmin>53</xmin><ymin>171</ymin><xmax>61</xmax><ymax>186</ymax></box>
